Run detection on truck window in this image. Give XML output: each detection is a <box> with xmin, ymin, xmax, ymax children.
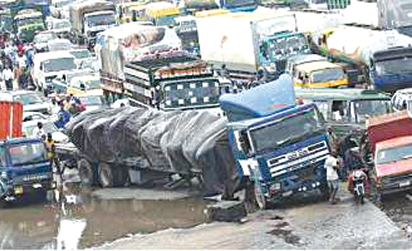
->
<box><xmin>0</xmin><ymin>146</ymin><xmax>5</xmax><ymax>167</ymax></box>
<box><xmin>8</xmin><ymin>142</ymin><xmax>48</xmax><ymax>166</ymax></box>
<box><xmin>331</xmin><ymin>100</ymin><xmax>348</xmax><ymax>122</ymax></box>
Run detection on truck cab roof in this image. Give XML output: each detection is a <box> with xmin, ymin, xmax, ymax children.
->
<box><xmin>295</xmin><ymin>88</ymin><xmax>391</xmax><ymax>101</ymax></box>
<box><xmin>0</xmin><ymin>137</ymin><xmax>43</xmax><ymax>146</ymax></box>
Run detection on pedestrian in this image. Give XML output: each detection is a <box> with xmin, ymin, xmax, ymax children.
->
<box><xmin>32</xmin><ymin>121</ymin><xmax>46</xmax><ymax>139</ymax></box>
<box><xmin>13</xmin><ymin>63</ymin><xmax>22</xmax><ymax>90</ymax></box>
<box><xmin>325</xmin><ymin>150</ymin><xmax>340</xmax><ymax>204</ymax></box>
<box><xmin>54</xmin><ymin>103</ymin><xmax>71</xmax><ymax>129</ymax></box>
<box><xmin>44</xmin><ymin>132</ymin><xmax>62</xmax><ymax>175</ymax></box>
<box><xmin>3</xmin><ymin>65</ymin><xmax>13</xmax><ymax>91</ymax></box>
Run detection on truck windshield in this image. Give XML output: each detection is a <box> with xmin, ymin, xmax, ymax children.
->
<box><xmin>311</xmin><ymin>68</ymin><xmax>345</xmax><ymax>83</ymax></box>
<box><xmin>43</xmin><ymin>58</ymin><xmax>76</xmax><ymax>73</ymax></box>
<box><xmin>353</xmin><ymin>100</ymin><xmax>392</xmax><ymax>123</ymax></box>
<box><xmin>8</xmin><ymin>142</ymin><xmax>48</xmax><ymax>166</ymax></box>
<box><xmin>272</xmin><ymin>35</ymin><xmax>308</xmax><ymax>56</ymax></box>
<box><xmin>249</xmin><ymin>107</ymin><xmax>324</xmax><ymax>155</ymax></box>
<box><xmin>86</xmin><ymin>14</ymin><xmax>115</xmax><ymax>27</ymax></box>
<box><xmin>78</xmin><ymin>95</ymin><xmax>103</xmax><ymax>106</ymax></box>
<box><xmin>375</xmin><ymin>57</ymin><xmax>412</xmax><ymax>75</ymax></box>
<box><xmin>376</xmin><ymin>144</ymin><xmax>412</xmax><ymax>165</ymax></box>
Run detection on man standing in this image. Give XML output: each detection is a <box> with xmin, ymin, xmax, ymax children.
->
<box><xmin>32</xmin><ymin>122</ymin><xmax>46</xmax><ymax>139</ymax></box>
<box><xmin>3</xmin><ymin>65</ymin><xmax>13</xmax><ymax>91</ymax></box>
<box><xmin>325</xmin><ymin>150</ymin><xmax>340</xmax><ymax>204</ymax></box>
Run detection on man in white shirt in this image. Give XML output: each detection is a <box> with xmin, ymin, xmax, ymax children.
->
<box><xmin>325</xmin><ymin>150</ymin><xmax>340</xmax><ymax>204</ymax></box>
<box><xmin>3</xmin><ymin>66</ymin><xmax>13</xmax><ymax>91</ymax></box>
<box><xmin>32</xmin><ymin>122</ymin><xmax>46</xmax><ymax>140</ymax></box>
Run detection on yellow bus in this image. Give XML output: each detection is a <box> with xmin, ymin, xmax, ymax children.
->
<box><xmin>130</xmin><ymin>2</ymin><xmax>180</xmax><ymax>26</ymax></box>
<box><xmin>293</xmin><ymin>61</ymin><xmax>348</xmax><ymax>88</ymax></box>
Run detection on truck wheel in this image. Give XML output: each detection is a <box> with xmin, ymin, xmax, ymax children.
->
<box><xmin>78</xmin><ymin>159</ymin><xmax>94</xmax><ymax>186</ymax></box>
<box><xmin>253</xmin><ymin>171</ymin><xmax>269</xmax><ymax>210</ymax></box>
<box><xmin>98</xmin><ymin>163</ymin><xmax>114</xmax><ymax>188</ymax></box>
<box><xmin>319</xmin><ymin>182</ymin><xmax>330</xmax><ymax>201</ymax></box>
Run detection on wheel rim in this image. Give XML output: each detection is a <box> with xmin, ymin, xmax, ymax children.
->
<box><xmin>254</xmin><ymin>183</ymin><xmax>266</xmax><ymax>209</ymax></box>
<box><xmin>79</xmin><ymin>161</ymin><xmax>92</xmax><ymax>185</ymax></box>
<box><xmin>99</xmin><ymin>165</ymin><xmax>112</xmax><ymax>187</ymax></box>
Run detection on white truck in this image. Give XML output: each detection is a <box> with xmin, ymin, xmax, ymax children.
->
<box><xmin>196</xmin><ymin>9</ymin><xmax>311</xmax><ymax>81</ymax></box>
<box><xmin>70</xmin><ymin>0</ymin><xmax>115</xmax><ymax>49</ymax></box>
<box><xmin>31</xmin><ymin>51</ymin><xmax>77</xmax><ymax>96</ymax></box>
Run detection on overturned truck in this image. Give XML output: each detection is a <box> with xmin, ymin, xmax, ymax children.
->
<box><xmin>60</xmin><ymin>107</ymin><xmax>237</xmax><ymax>197</ymax></box>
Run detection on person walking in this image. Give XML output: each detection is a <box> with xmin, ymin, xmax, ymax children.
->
<box><xmin>3</xmin><ymin>65</ymin><xmax>13</xmax><ymax>91</ymax></box>
<box><xmin>325</xmin><ymin>150</ymin><xmax>340</xmax><ymax>204</ymax></box>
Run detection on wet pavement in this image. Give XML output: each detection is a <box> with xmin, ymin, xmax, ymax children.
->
<box><xmin>98</xmin><ymin>183</ymin><xmax>411</xmax><ymax>250</ymax></box>
<box><xmin>0</xmin><ymin>180</ymin><xmax>209</xmax><ymax>249</ymax></box>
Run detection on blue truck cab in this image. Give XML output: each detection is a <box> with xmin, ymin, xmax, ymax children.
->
<box><xmin>220</xmin><ymin>75</ymin><xmax>331</xmax><ymax>208</ymax></box>
<box><xmin>0</xmin><ymin>137</ymin><xmax>53</xmax><ymax>203</ymax></box>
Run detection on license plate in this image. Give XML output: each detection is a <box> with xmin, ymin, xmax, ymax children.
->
<box><xmin>33</xmin><ymin>183</ymin><xmax>42</xmax><ymax>189</ymax></box>
<box><xmin>399</xmin><ymin>181</ymin><xmax>411</xmax><ymax>188</ymax></box>
<box><xmin>14</xmin><ymin>186</ymin><xmax>23</xmax><ymax>195</ymax></box>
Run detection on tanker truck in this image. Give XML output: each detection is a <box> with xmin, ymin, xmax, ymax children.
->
<box><xmin>318</xmin><ymin>25</ymin><xmax>412</xmax><ymax>92</ymax></box>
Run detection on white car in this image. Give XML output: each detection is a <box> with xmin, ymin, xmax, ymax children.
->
<box><xmin>23</xmin><ymin>119</ymin><xmax>69</xmax><ymax>143</ymax></box>
<box><xmin>32</xmin><ymin>51</ymin><xmax>77</xmax><ymax>95</ymax></box>
<box><xmin>48</xmin><ymin>38</ymin><xmax>73</xmax><ymax>51</ymax></box>
<box><xmin>50</xmin><ymin>19</ymin><xmax>72</xmax><ymax>37</ymax></box>
<box><xmin>23</xmin><ymin>112</ymin><xmax>49</xmax><ymax>122</ymax></box>
<box><xmin>0</xmin><ymin>90</ymin><xmax>52</xmax><ymax>115</ymax></box>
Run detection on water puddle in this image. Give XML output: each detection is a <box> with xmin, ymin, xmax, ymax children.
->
<box><xmin>0</xmin><ymin>182</ymin><xmax>209</xmax><ymax>249</ymax></box>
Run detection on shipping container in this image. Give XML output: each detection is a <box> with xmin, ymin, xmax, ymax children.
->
<box><xmin>0</xmin><ymin>101</ymin><xmax>23</xmax><ymax>141</ymax></box>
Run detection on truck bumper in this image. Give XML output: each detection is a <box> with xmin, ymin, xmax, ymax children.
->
<box><xmin>379</xmin><ymin>177</ymin><xmax>412</xmax><ymax>195</ymax></box>
<box><xmin>5</xmin><ymin>179</ymin><xmax>53</xmax><ymax>198</ymax></box>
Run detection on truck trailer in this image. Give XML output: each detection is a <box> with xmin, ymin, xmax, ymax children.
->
<box><xmin>319</xmin><ymin>25</ymin><xmax>412</xmax><ymax>92</ymax></box>
<box><xmin>70</xmin><ymin>0</ymin><xmax>115</xmax><ymax>49</ymax></box>
<box><xmin>196</xmin><ymin>9</ymin><xmax>311</xmax><ymax>81</ymax></box>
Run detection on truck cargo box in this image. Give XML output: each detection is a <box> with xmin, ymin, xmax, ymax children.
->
<box><xmin>366</xmin><ymin>110</ymin><xmax>412</xmax><ymax>154</ymax></box>
<box><xmin>0</xmin><ymin>101</ymin><xmax>23</xmax><ymax>140</ymax></box>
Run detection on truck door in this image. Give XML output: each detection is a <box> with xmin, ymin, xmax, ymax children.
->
<box><xmin>329</xmin><ymin>100</ymin><xmax>353</xmax><ymax>137</ymax></box>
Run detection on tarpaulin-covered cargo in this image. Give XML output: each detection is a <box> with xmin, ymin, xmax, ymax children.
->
<box><xmin>65</xmin><ymin>107</ymin><xmax>237</xmax><ymax>196</ymax></box>
<box><xmin>97</xmin><ymin>22</ymin><xmax>182</xmax><ymax>79</ymax></box>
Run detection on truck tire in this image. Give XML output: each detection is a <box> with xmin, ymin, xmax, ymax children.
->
<box><xmin>78</xmin><ymin>159</ymin><xmax>94</xmax><ymax>186</ymax></box>
<box><xmin>98</xmin><ymin>163</ymin><xmax>114</xmax><ymax>188</ymax></box>
<box><xmin>98</xmin><ymin>163</ymin><xmax>128</xmax><ymax>188</ymax></box>
<box><xmin>319</xmin><ymin>182</ymin><xmax>330</xmax><ymax>201</ymax></box>
<box><xmin>253</xmin><ymin>170</ymin><xmax>269</xmax><ymax>210</ymax></box>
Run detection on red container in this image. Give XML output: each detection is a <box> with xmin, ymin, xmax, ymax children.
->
<box><xmin>0</xmin><ymin>101</ymin><xmax>23</xmax><ymax>141</ymax></box>
<box><xmin>366</xmin><ymin>110</ymin><xmax>412</xmax><ymax>154</ymax></box>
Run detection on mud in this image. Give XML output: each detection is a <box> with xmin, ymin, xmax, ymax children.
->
<box><xmin>0</xmin><ymin>181</ymin><xmax>209</xmax><ymax>249</ymax></box>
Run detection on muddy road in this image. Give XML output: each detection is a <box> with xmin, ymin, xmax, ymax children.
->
<box><xmin>0</xmin><ymin>181</ymin><xmax>209</xmax><ymax>249</ymax></box>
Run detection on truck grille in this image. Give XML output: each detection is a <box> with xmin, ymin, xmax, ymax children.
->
<box><xmin>382</xmin><ymin>172</ymin><xmax>412</xmax><ymax>184</ymax></box>
<box><xmin>268</xmin><ymin>141</ymin><xmax>329</xmax><ymax>177</ymax></box>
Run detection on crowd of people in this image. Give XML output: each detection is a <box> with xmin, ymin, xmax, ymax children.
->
<box><xmin>0</xmin><ymin>37</ymin><xmax>33</xmax><ymax>91</ymax></box>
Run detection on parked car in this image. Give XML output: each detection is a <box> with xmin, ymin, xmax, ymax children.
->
<box><xmin>23</xmin><ymin>112</ymin><xmax>49</xmax><ymax>122</ymax></box>
<box><xmin>66</xmin><ymin>74</ymin><xmax>102</xmax><ymax>95</ymax></box>
<box><xmin>48</xmin><ymin>38</ymin><xmax>73</xmax><ymax>52</ymax></box>
<box><xmin>50</xmin><ymin>19</ymin><xmax>72</xmax><ymax>38</ymax></box>
<box><xmin>76</xmin><ymin>90</ymin><xmax>107</xmax><ymax>112</ymax></box>
<box><xmin>33</xmin><ymin>31</ymin><xmax>58</xmax><ymax>53</ymax></box>
<box><xmin>69</xmin><ymin>49</ymin><xmax>93</xmax><ymax>68</ymax></box>
<box><xmin>0</xmin><ymin>90</ymin><xmax>52</xmax><ymax>115</ymax></box>
<box><xmin>23</xmin><ymin>119</ymin><xmax>69</xmax><ymax>143</ymax></box>
<box><xmin>31</xmin><ymin>51</ymin><xmax>77</xmax><ymax>96</ymax></box>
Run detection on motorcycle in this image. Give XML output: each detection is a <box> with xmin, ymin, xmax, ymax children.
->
<box><xmin>348</xmin><ymin>168</ymin><xmax>369</xmax><ymax>204</ymax></box>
